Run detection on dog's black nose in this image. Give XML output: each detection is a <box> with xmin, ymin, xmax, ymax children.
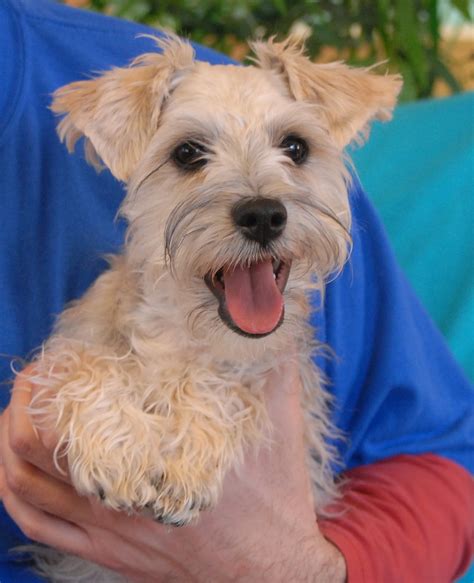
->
<box><xmin>231</xmin><ymin>197</ymin><xmax>287</xmax><ymax>247</ymax></box>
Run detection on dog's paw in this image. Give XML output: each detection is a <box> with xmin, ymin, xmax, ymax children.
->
<box><xmin>149</xmin><ymin>482</ymin><xmax>214</xmax><ymax>526</ymax></box>
<box><xmin>96</xmin><ymin>477</ymin><xmax>213</xmax><ymax>526</ymax></box>
<box><xmin>74</xmin><ymin>462</ymin><xmax>217</xmax><ymax>526</ymax></box>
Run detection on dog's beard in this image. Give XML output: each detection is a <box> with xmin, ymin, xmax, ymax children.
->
<box><xmin>158</xmin><ymin>193</ymin><xmax>350</xmax><ymax>339</ymax></box>
<box><xmin>125</xmin><ymin>159</ymin><xmax>351</xmax><ymax>343</ymax></box>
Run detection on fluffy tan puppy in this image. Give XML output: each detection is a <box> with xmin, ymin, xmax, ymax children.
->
<box><xmin>28</xmin><ymin>34</ymin><xmax>401</xmax><ymax>580</ymax></box>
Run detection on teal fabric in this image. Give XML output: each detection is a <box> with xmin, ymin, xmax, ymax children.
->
<box><xmin>352</xmin><ymin>92</ymin><xmax>474</xmax><ymax>382</ymax></box>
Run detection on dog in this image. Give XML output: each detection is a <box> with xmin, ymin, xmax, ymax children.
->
<box><xmin>26</xmin><ymin>34</ymin><xmax>401</xmax><ymax>581</ymax></box>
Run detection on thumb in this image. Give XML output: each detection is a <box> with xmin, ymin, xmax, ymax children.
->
<box><xmin>263</xmin><ymin>351</ymin><xmax>306</xmax><ymax>454</ymax></box>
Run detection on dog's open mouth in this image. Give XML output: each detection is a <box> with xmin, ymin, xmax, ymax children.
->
<box><xmin>205</xmin><ymin>258</ymin><xmax>291</xmax><ymax>337</ymax></box>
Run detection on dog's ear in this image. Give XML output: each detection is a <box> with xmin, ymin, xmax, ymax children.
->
<box><xmin>252</xmin><ymin>35</ymin><xmax>402</xmax><ymax>148</ymax></box>
<box><xmin>51</xmin><ymin>36</ymin><xmax>194</xmax><ymax>182</ymax></box>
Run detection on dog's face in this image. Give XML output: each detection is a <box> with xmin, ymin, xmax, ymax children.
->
<box><xmin>52</xmin><ymin>36</ymin><xmax>401</xmax><ymax>351</ymax></box>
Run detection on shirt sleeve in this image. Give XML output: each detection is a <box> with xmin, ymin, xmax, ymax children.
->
<box><xmin>319</xmin><ymin>453</ymin><xmax>474</xmax><ymax>583</ymax></box>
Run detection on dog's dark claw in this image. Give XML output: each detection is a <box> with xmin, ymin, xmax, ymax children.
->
<box><xmin>188</xmin><ymin>500</ymin><xmax>207</xmax><ymax>512</ymax></box>
<box><xmin>154</xmin><ymin>513</ymin><xmax>187</xmax><ymax>527</ymax></box>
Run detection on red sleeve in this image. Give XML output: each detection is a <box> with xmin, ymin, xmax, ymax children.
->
<box><xmin>319</xmin><ymin>454</ymin><xmax>474</xmax><ymax>583</ymax></box>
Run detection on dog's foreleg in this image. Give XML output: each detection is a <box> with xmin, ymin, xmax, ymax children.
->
<box><xmin>30</xmin><ymin>341</ymin><xmax>268</xmax><ymax>525</ymax></box>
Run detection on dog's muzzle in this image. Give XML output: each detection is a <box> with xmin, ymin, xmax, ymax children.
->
<box><xmin>204</xmin><ymin>197</ymin><xmax>291</xmax><ymax>338</ymax></box>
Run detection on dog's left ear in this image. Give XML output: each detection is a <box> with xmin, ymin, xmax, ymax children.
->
<box><xmin>252</xmin><ymin>35</ymin><xmax>402</xmax><ymax>148</ymax></box>
<box><xmin>51</xmin><ymin>35</ymin><xmax>194</xmax><ymax>182</ymax></box>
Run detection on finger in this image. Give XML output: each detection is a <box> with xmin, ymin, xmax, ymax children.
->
<box><xmin>263</xmin><ymin>353</ymin><xmax>302</xmax><ymax>423</ymax></box>
<box><xmin>1</xmin><ymin>411</ymin><xmax>98</xmax><ymax>524</ymax></box>
<box><xmin>8</xmin><ymin>370</ymin><xmax>68</xmax><ymax>480</ymax></box>
<box><xmin>0</xmin><ymin>413</ymin><xmax>4</xmax><ymax>465</ymax></box>
<box><xmin>4</xmin><ymin>405</ymin><xmax>152</xmax><ymax>535</ymax></box>
<box><xmin>0</xmin><ymin>464</ymin><xmax>94</xmax><ymax>558</ymax></box>
<box><xmin>262</xmin><ymin>354</ymin><xmax>306</xmax><ymax>458</ymax></box>
<box><xmin>0</xmin><ymin>461</ymin><xmax>177</xmax><ymax>578</ymax></box>
<box><xmin>224</xmin><ymin>356</ymin><xmax>311</xmax><ymax>504</ymax></box>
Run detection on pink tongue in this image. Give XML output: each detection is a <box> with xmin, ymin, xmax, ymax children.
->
<box><xmin>223</xmin><ymin>259</ymin><xmax>283</xmax><ymax>335</ymax></box>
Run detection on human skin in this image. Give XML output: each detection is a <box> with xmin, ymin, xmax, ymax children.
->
<box><xmin>0</xmin><ymin>360</ymin><xmax>346</xmax><ymax>583</ymax></box>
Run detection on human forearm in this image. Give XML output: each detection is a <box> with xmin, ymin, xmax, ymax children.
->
<box><xmin>320</xmin><ymin>454</ymin><xmax>474</xmax><ymax>582</ymax></box>
<box><xmin>225</xmin><ymin>529</ymin><xmax>346</xmax><ymax>583</ymax></box>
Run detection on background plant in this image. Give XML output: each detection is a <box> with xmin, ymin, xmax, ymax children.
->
<box><xmin>65</xmin><ymin>0</ymin><xmax>471</xmax><ymax>101</ymax></box>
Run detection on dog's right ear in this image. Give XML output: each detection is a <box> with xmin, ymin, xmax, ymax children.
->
<box><xmin>51</xmin><ymin>36</ymin><xmax>194</xmax><ymax>182</ymax></box>
<box><xmin>252</xmin><ymin>35</ymin><xmax>402</xmax><ymax>149</ymax></box>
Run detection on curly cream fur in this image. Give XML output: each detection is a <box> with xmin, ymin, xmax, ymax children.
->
<box><xmin>25</xmin><ymin>34</ymin><xmax>401</xmax><ymax>581</ymax></box>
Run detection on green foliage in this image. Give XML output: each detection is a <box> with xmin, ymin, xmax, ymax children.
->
<box><xmin>80</xmin><ymin>0</ymin><xmax>470</xmax><ymax>101</ymax></box>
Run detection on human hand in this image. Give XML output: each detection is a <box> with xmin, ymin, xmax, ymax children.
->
<box><xmin>0</xmin><ymin>362</ymin><xmax>346</xmax><ymax>582</ymax></box>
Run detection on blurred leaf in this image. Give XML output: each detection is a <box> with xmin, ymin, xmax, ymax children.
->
<box><xmin>397</xmin><ymin>60</ymin><xmax>419</xmax><ymax>101</ymax></box>
<box><xmin>374</xmin><ymin>0</ymin><xmax>393</xmax><ymax>56</ymax></box>
<box><xmin>425</xmin><ymin>0</ymin><xmax>440</xmax><ymax>53</ymax></box>
<box><xmin>394</xmin><ymin>0</ymin><xmax>430</xmax><ymax>91</ymax></box>
<box><xmin>451</xmin><ymin>0</ymin><xmax>471</xmax><ymax>20</ymax></box>
<box><xmin>433</xmin><ymin>57</ymin><xmax>463</xmax><ymax>92</ymax></box>
<box><xmin>272</xmin><ymin>0</ymin><xmax>287</xmax><ymax>16</ymax></box>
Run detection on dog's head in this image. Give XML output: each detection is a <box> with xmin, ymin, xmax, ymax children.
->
<box><xmin>52</xmin><ymin>35</ymin><xmax>401</xmax><ymax>350</ymax></box>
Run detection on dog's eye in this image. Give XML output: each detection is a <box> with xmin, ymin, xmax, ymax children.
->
<box><xmin>172</xmin><ymin>141</ymin><xmax>207</xmax><ymax>170</ymax></box>
<box><xmin>280</xmin><ymin>135</ymin><xmax>309</xmax><ymax>165</ymax></box>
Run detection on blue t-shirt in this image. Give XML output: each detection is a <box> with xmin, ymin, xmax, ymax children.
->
<box><xmin>0</xmin><ymin>1</ymin><xmax>472</xmax><ymax>580</ymax></box>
